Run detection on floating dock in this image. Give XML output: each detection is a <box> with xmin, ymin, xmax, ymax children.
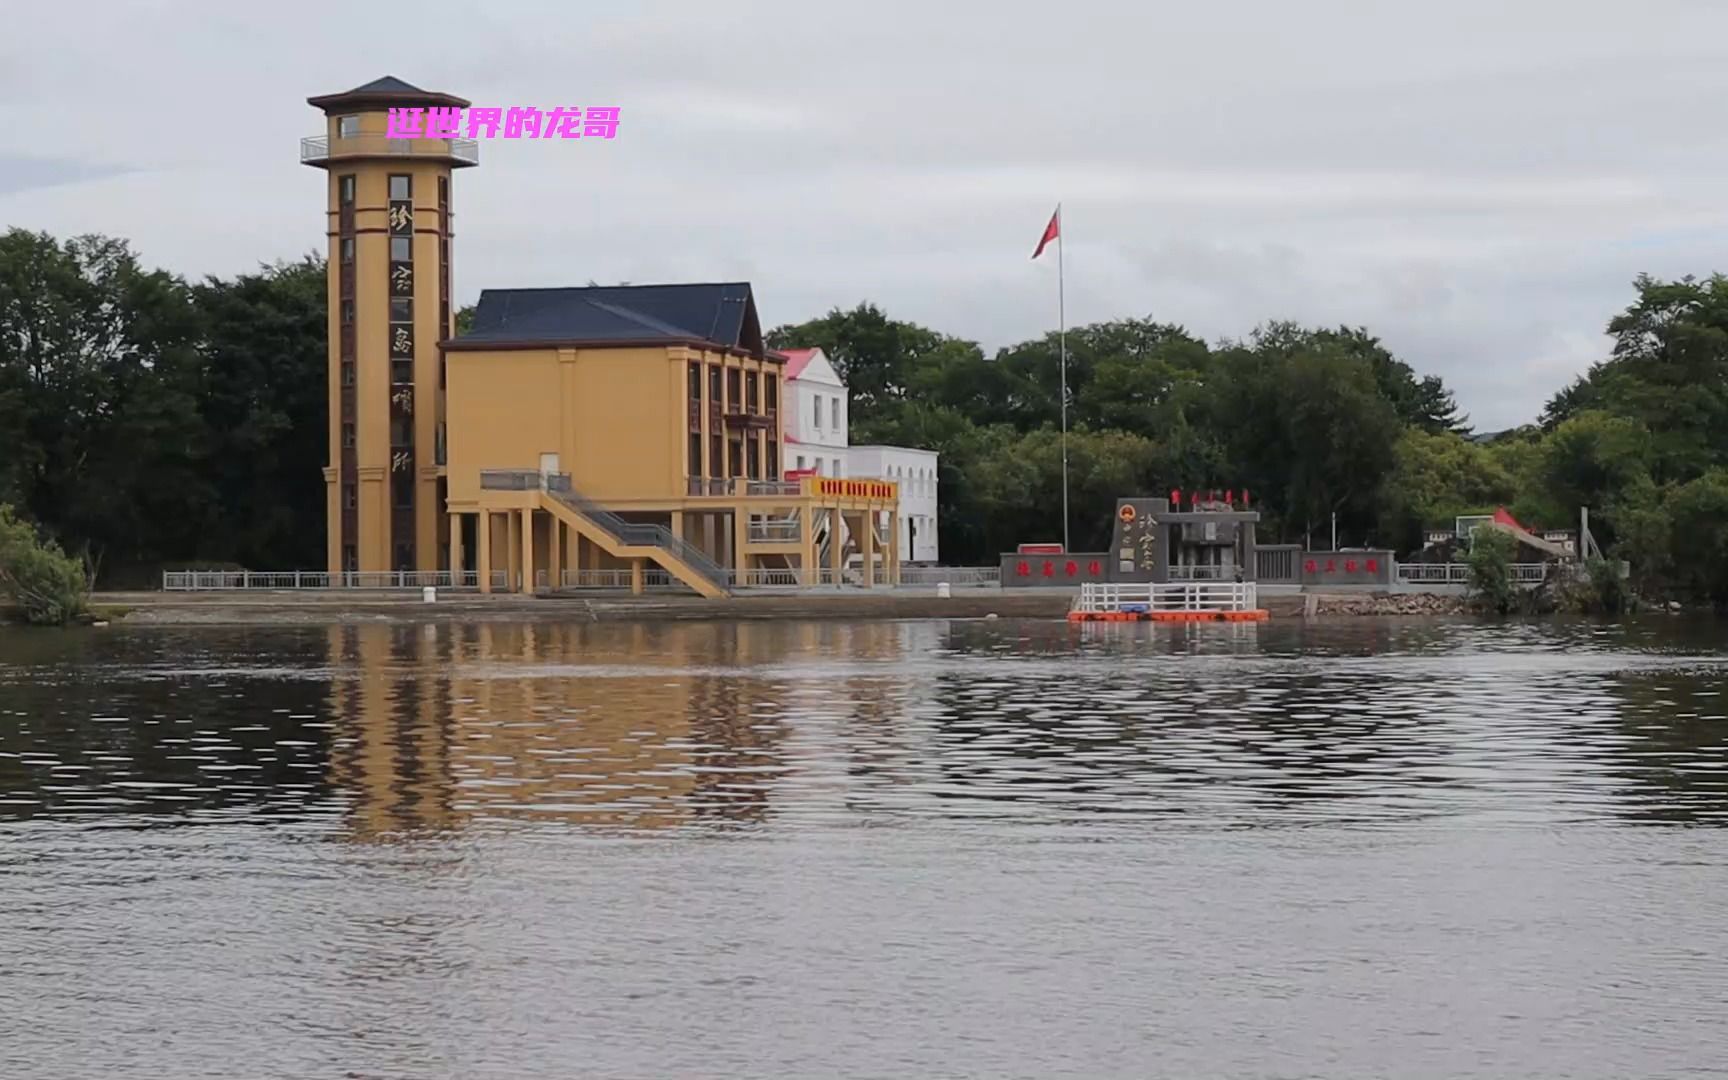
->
<box><xmin>1068</xmin><ymin>581</ymin><xmax>1270</xmax><ymax>623</ymax></box>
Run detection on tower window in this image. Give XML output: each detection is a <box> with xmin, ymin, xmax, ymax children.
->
<box><xmin>338</xmin><ymin>174</ymin><xmax>355</xmax><ymax>204</ymax></box>
<box><xmin>390</xmin><ymin>298</ymin><xmax>412</xmax><ymax>323</ymax></box>
<box><xmin>342</xmin><ymin>423</ymin><xmax>355</xmax><ymax>449</ymax></box>
<box><xmin>390</xmin><ymin>237</ymin><xmax>411</xmax><ymax>262</ymax></box>
<box><xmin>337</xmin><ymin>115</ymin><xmax>359</xmax><ymax>139</ymax></box>
<box><xmin>340</xmin><ymin>237</ymin><xmax>354</xmax><ymax>264</ymax></box>
<box><xmin>389</xmin><ymin>174</ymin><xmax>411</xmax><ymax>201</ymax></box>
<box><xmin>340</xmin><ymin>299</ymin><xmax>354</xmax><ymax>324</ymax></box>
<box><xmin>341</xmin><ymin>361</ymin><xmax>355</xmax><ymax>386</ymax></box>
<box><xmin>343</xmin><ymin>487</ymin><xmax>357</xmax><ymax>510</ymax></box>
<box><xmin>392</xmin><ymin>361</ymin><xmax>412</xmax><ymax>385</ymax></box>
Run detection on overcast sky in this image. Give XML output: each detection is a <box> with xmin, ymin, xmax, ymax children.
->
<box><xmin>6</xmin><ymin>0</ymin><xmax>1727</xmax><ymax>429</ymax></box>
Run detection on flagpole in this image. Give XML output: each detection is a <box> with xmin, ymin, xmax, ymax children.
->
<box><xmin>1057</xmin><ymin>204</ymin><xmax>1069</xmax><ymax>553</ymax></box>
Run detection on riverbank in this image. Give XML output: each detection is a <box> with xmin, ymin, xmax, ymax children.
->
<box><xmin>93</xmin><ymin>589</ymin><xmax>1089</xmax><ymax>626</ymax></box>
<box><xmin>13</xmin><ymin>589</ymin><xmax>1476</xmax><ymax>627</ymax></box>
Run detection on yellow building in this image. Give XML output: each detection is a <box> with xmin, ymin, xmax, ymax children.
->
<box><xmin>306</xmin><ymin>78</ymin><xmax>898</xmax><ymax>593</ymax></box>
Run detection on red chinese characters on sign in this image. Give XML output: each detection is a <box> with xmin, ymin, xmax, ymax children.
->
<box><xmin>1088</xmin><ymin>559</ymin><xmax>1101</xmax><ymax>576</ymax></box>
<box><xmin>1016</xmin><ymin>560</ymin><xmax>1031</xmax><ymax>577</ymax></box>
<box><xmin>1366</xmin><ymin>559</ymin><xmax>1378</xmax><ymax>573</ymax></box>
<box><xmin>1064</xmin><ymin>560</ymin><xmax>1078</xmax><ymax>577</ymax></box>
<box><xmin>1325</xmin><ymin>560</ymin><xmax>1336</xmax><ymax>573</ymax></box>
<box><xmin>1345</xmin><ymin>559</ymin><xmax>1358</xmax><ymax>573</ymax></box>
<box><xmin>1041</xmin><ymin>560</ymin><xmax>1055</xmax><ymax>577</ymax></box>
<box><xmin>1304</xmin><ymin>559</ymin><xmax>1318</xmax><ymax>574</ymax></box>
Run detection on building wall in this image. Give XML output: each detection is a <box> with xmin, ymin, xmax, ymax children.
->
<box><xmin>783</xmin><ymin>350</ymin><xmax>847</xmax><ymax>474</ymax></box>
<box><xmin>446</xmin><ymin>344</ymin><xmax>783</xmax><ymax>505</ymax></box>
<box><xmin>848</xmin><ymin>446</ymin><xmax>939</xmax><ymax>562</ymax></box>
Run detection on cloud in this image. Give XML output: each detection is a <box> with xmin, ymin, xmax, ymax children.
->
<box><xmin>6</xmin><ymin>0</ymin><xmax>1728</xmax><ymax>430</ymax></box>
<box><xmin>0</xmin><ymin>155</ymin><xmax>135</xmax><ymax>197</ymax></box>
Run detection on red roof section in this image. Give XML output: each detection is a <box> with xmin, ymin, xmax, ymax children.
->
<box><xmin>779</xmin><ymin>348</ymin><xmax>818</xmax><ymax>380</ymax></box>
<box><xmin>1493</xmin><ymin>506</ymin><xmax>1532</xmax><ymax>534</ymax></box>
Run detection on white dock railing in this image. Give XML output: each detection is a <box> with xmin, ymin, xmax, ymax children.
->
<box><xmin>1395</xmin><ymin>562</ymin><xmax>1550</xmax><ymax>584</ymax></box>
<box><xmin>1075</xmin><ymin>581</ymin><xmax>1258</xmax><ymax>613</ymax></box>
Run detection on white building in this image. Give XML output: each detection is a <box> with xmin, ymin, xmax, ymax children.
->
<box><xmin>779</xmin><ymin>347</ymin><xmax>941</xmax><ymax>564</ymax></box>
<box><xmin>778</xmin><ymin>348</ymin><xmax>848</xmax><ymax>478</ymax></box>
<box><xmin>847</xmin><ymin>445</ymin><xmax>940</xmax><ymax>563</ymax></box>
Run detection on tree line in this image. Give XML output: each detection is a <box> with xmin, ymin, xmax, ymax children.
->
<box><xmin>4</xmin><ymin>227</ymin><xmax>1726</xmax><ymax>603</ymax></box>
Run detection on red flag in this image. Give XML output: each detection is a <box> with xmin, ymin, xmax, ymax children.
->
<box><xmin>1031</xmin><ymin>207</ymin><xmax>1060</xmax><ymax>259</ymax></box>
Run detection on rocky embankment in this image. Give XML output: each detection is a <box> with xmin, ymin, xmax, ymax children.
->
<box><xmin>1312</xmin><ymin>592</ymin><xmax>1468</xmax><ymax>616</ymax></box>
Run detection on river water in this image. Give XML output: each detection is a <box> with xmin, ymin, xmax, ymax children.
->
<box><xmin>2</xmin><ymin>617</ymin><xmax>1726</xmax><ymax>1079</ymax></box>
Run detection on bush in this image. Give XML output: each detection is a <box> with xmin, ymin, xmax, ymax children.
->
<box><xmin>1466</xmin><ymin>528</ymin><xmax>1518</xmax><ymax>615</ymax></box>
<box><xmin>0</xmin><ymin>505</ymin><xmax>90</xmax><ymax>625</ymax></box>
<box><xmin>1584</xmin><ymin>557</ymin><xmax>1631</xmax><ymax>615</ymax></box>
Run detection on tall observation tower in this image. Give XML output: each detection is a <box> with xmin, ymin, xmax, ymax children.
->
<box><xmin>302</xmin><ymin>77</ymin><xmax>477</xmax><ymax>576</ymax></box>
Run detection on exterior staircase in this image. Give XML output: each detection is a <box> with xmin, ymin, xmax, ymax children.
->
<box><xmin>538</xmin><ymin>475</ymin><xmax>731</xmax><ymax>598</ymax></box>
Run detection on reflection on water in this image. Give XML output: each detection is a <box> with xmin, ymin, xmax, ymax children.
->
<box><xmin>3</xmin><ymin>618</ymin><xmax>1727</xmax><ymax>832</ymax></box>
<box><xmin>2</xmin><ymin>617</ymin><xmax>1728</xmax><ymax>1079</ymax></box>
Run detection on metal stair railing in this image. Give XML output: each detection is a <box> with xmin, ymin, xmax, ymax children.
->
<box><xmin>540</xmin><ymin>474</ymin><xmax>731</xmax><ymax>593</ymax></box>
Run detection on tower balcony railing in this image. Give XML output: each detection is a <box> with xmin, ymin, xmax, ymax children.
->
<box><xmin>300</xmin><ymin>134</ymin><xmax>480</xmax><ymax>166</ymax></box>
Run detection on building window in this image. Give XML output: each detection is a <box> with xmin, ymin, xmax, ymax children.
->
<box><xmin>341</xmin><ymin>299</ymin><xmax>354</xmax><ymax>324</ymax></box>
<box><xmin>726</xmin><ymin>368</ymin><xmax>741</xmax><ymax>409</ymax></box>
<box><xmin>688</xmin><ymin>432</ymin><xmax>701</xmax><ymax>477</ymax></box>
<box><xmin>390</xmin><ymin>297</ymin><xmax>412</xmax><ymax>323</ymax></box>
<box><xmin>746</xmin><ymin>438</ymin><xmax>760</xmax><ymax>479</ymax></box>
<box><xmin>390</xmin><ymin>416</ymin><xmax>411</xmax><ymax>446</ymax></box>
<box><xmin>766</xmin><ymin>440</ymin><xmax>778</xmax><ymax>478</ymax></box>
<box><xmin>708</xmin><ymin>365</ymin><xmax>722</xmax><ymax>408</ymax></box>
<box><xmin>389</xmin><ymin>174</ymin><xmax>411</xmax><ymax>201</ymax></box>
<box><xmin>796</xmin><ymin>455</ymin><xmax>805</xmax><ymax>470</ymax></box>
<box><xmin>688</xmin><ymin>362</ymin><xmax>701</xmax><ymax>404</ymax></box>
<box><xmin>340</xmin><ymin>237</ymin><xmax>354</xmax><ymax>264</ymax></box>
<box><xmin>338</xmin><ymin>115</ymin><xmax>360</xmax><ymax>138</ymax></box>
<box><xmin>710</xmin><ymin>433</ymin><xmax>722</xmax><ymax>478</ymax></box>
<box><xmin>343</xmin><ymin>544</ymin><xmax>357</xmax><ymax>572</ymax></box>
<box><xmin>391</xmin><ymin>236</ymin><xmax>411</xmax><ymax>262</ymax></box>
<box><xmin>831</xmin><ymin>398</ymin><xmax>840</xmax><ymax>430</ymax></box>
<box><xmin>746</xmin><ymin>371</ymin><xmax>759</xmax><ymax>412</ymax></box>
<box><xmin>338</xmin><ymin>174</ymin><xmax>355</xmax><ymax>204</ymax></box>
<box><xmin>343</xmin><ymin>487</ymin><xmax>356</xmax><ymax>510</ymax></box>
<box><xmin>342</xmin><ymin>423</ymin><xmax>355</xmax><ymax>449</ymax></box>
<box><xmin>438</xmin><ymin>176</ymin><xmax>449</xmax><ymax>210</ymax></box>
<box><xmin>341</xmin><ymin>361</ymin><xmax>355</xmax><ymax>386</ymax></box>
<box><xmin>813</xmin><ymin>394</ymin><xmax>823</xmax><ymax>429</ymax></box>
<box><xmin>766</xmin><ymin>375</ymin><xmax>778</xmax><ymax>413</ymax></box>
<box><xmin>393</xmin><ymin>476</ymin><xmax>412</xmax><ymax>510</ymax></box>
<box><xmin>394</xmin><ymin>542</ymin><xmax>412</xmax><ymax>571</ymax></box>
<box><xmin>729</xmin><ymin>439</ymin><xmax>743</xmax><ymax>477</ymax></box>
<box><xmin>392</xmin><ymin>360</ymin><xmax>412</xmax><ymax>385</ymax></box>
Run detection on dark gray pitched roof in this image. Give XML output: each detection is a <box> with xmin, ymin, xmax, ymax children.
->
<box><xmin>307</xmin><ymin>76</ymin><xmax>469</xmax><ymax>112</ymax></box>
<box><xmin>449</xmin><ymin>283</ymin><xmax>767</xmax><ymax>356</ymax></box>
<box><xmin>348</xmin><ymin>75</ymin><xmax>428</xmax><ymax>95</ymax></box>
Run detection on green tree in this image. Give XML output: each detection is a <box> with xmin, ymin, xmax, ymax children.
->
<box><xmin>767</xmin><ymin>303</ymin><xmax>969</xmax><ymax>420</ymax></box>
<box><xmin>0</xmin><ymin>504</ymin><xmax>88</xmax><ymax>625</ymax></box>
<box><xmin>1466</xmin><ymin>528</ymin><xmax>1518</xmax><ymax>615</ymax></box>
<box><xmin>1379</xmin><ymin>429</ymin><xmax>1517</xmax><ymax>552</ymax></box>
<box><xmin>0</xmin><ymin>229</ymin><xmax>205</xmax><ymax>577</ymax></box>
<box><xmin>188</xmin><ymin>256</ymin><xmax>328</xmax><ymax>570</ymax></box>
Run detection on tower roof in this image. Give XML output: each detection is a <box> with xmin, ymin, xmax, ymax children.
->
<box><xmin>307</xmin><ymin>75</ymin><xmax>469</xmax><ymax>113</ymax></box>
<box><xmin>446</xmin><ymin>283</ymin><xmax>773</xmax><ymax>359</ymax></box>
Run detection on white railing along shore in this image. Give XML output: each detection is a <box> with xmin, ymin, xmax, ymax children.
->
<box><xmin>1395</xmin><ymin>563</ymin><xmax>1550</xmax><ymax>584</ymax></box>
<box><xmin>1075</xmin><ymin>581</ymin><xmax>1259</xmax><ymax>613</ymax></box>
<box><xmin>165</xmin><ymin>566</ymin><xmax>1004</xmax><ymax>592</ymax></box>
